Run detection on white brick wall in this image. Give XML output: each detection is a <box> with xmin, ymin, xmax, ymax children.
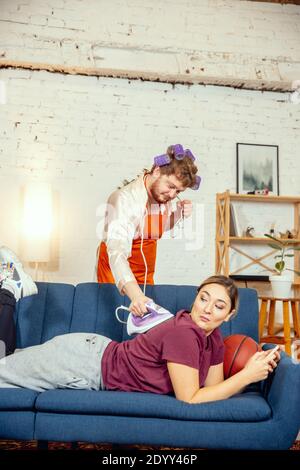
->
<box><xmin>0</xmin><ymin>0</ymin><xmax>300</xmax><ymax>285</ymax></box>
<box><xmin>0</xmin><ymin>67</ymin><xmax>299</xmax><ymax>285</ymax></box>
<box><xmin>0</xmin><ymin>0</ymin><xmax>299</xmax><ymax>83</ymax></box>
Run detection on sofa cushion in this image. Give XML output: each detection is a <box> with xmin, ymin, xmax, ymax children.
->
<box><xmin>70</xmin><ymin>283</ymin><xmax>125</xmax><ymax>342</ymax></box>
<box><xmin>0</xmin><ymin>388</ymin><xmax>39</xmax><ymax>410</ymax></box>
<box><xmin>16</xmin><ymin>282</ymin><xmax>75</xmax><ymax>348</ymax></box>
<box><xmin>35</xmin><ymin>389</ymin><xmax>271</xmax><ymax>422</ymax></box>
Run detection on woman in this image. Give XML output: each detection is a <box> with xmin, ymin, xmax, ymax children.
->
<box><xmin>0</xmin><ymin>263</ymin><xmax>279</xmax><ymax>403</ymax></box>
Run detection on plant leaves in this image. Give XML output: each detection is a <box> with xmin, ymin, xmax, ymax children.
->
<box><xmin>275</xmin><ymin>261</ymin><xmax>285</xmax><ymax>272</ymax></box>
<box><xmin>286</xmin><ymin>268</ymin><xmax>300</xmax><ymax>276</ymax></box>
<box><xmin>264</xmin><ymin>233</ymin><xmax>284</xmax><ymax>245</ymax></box>
<box><xmin>268</xmin><ymin>243</ymin><xmax>282</xmax><ymax>250</ymax></box>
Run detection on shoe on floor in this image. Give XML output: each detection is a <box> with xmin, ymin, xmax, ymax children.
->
<box><xmin>0</xmin><ymin>247</ymin><xmax>38</xmax><ymax>301</ymax></box>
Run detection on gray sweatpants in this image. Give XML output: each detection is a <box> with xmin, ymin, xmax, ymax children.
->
<box><xmin>0</xmin><ymin>333</ymin><xmax>112</xmax><ymax>392</ymax></box>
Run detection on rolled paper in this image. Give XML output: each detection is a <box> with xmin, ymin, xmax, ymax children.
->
<box><xmin>184</xmin><ymin>149</ymin><xmax>196</xmax><ymax>162</ymax></box>
<box><xmin>191</xmin><ymin>175</ymin><xmax>201</xmax><ymax>190</ymax></box>
<box><xmin>154</xmin><ymin>154</ymin><xmax>171</xmax><ymax>167</ymax></box>
<box><xmin>173</xmin><ymin>144</ymin><xmax>184</xmax><ymax>160</ymax></box>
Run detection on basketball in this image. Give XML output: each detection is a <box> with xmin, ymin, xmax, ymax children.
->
<box><xmin>223</xmin><ymin>334</ymin><xmax>261</xmax><ymax>379</ymax></box>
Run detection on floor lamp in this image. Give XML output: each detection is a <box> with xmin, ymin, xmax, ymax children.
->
<box><xmin>22</xmin><ymin>182</ymin><xmax>53</xmax><ymax>280</ymax></box>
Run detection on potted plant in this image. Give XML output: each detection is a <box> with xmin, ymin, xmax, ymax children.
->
<box><xmin>265</xmin><ymin>233</ymin><xmax>300</xmax><ymax>298</ymax></box>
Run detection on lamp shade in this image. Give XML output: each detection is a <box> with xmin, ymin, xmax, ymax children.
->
<box><xmin>22</xmin><ymin>182</ymin><xmax>53</xmax><ymax>262</ymax></box>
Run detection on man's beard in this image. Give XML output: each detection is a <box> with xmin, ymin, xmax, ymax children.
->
<box><xmin>150</xmin><ymin>182</ymin><xmax>169</xmax><ymax>203</ymax></box>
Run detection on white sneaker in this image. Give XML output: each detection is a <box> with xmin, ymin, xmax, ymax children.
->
<box><xmin>0</xmin><ymin>247</ymin><xmax>38</xmax><ymax>301</ymax></box>
<box><xmin>0</xmin><ymin>246</ymin><xmax>21</xmax><ymax>265</ymax></box>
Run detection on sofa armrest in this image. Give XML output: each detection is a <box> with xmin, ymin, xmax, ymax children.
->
<box><xmin>261</xmin><ymin>345</ymin><xmax>300</xmax><ymax>432</ymax></box>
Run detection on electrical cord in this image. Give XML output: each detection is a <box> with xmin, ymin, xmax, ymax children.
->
<box><xmin>140</xmin><ymin>205</ymin><xmax>148</xmax><ymax>296</ymax></box>
<box><xmin>115</xmin><ymin>205</ymin><xmax>148</xmax><ymax>324</ymax></box>
<box><xmin>176</xmin><ymin>194</ymin><xmax>184</xmax><ymax>230</ymax></box>
<box><xmin>115</xmin><ymin>305</ymin><xmax>130</xmax><ymax>324</ymax></box>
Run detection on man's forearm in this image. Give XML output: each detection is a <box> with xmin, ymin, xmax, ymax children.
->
<box><xmin>122</xmin><ymin>281</ymin><xmax>145</xmax><ymax>302</ymax></box>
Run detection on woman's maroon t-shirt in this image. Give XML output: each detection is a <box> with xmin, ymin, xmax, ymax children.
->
<box><xmin>101</xmin><ymin>311</ymin><xmax>224</xmax><ymax>394</ymax></box>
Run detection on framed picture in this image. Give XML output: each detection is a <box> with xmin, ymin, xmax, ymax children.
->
<box><xmin>236</xmin><ymin>143</ymin><xmax>279</xmax><ymax>195</ymax></box>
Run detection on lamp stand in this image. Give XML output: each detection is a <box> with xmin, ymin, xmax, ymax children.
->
<box><xmin>34</xmin><ymin>262</ymin><xmax>39</xmax><ymax>282</ymax></box>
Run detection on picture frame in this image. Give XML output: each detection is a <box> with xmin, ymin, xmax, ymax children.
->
<box><xmin>236</xmin><ymin>143</ymin><xmax>279</xmax><ymax>195</ymax></box>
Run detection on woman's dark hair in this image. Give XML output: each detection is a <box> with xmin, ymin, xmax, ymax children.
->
<box><xmin>150</xmin><ymin>145</ymin><xmax>198</xmax><ymax>189</ymax></box>
<box><xmin>197</xmin><ymin>275</ymin><xmax>239</xmax><ymax>313</ymax></box>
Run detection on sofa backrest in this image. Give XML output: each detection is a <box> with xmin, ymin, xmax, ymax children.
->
<box><xmin>15</xmin><ymin>282</ymin><xmax>75</xmax><ymax>348</ymax></box>
<box><xmin>15</xmin><ymin>282</ymin><xmax>259</xmax><ymax>348</ymax></box>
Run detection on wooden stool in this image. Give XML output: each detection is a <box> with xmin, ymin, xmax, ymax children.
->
<box><xmin>259</xmin><ymin>296</ymin><xmax>300</xmax><ymax>355</ymax></box>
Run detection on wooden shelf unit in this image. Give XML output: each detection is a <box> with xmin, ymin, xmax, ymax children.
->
<box><xmin>215</xmin><ymin>191</ymin><xmax>300</xmax><ymax>284</ymax></box>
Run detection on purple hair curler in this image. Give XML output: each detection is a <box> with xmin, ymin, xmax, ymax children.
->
<box><xmin>172</xmin><ymin>144</ymin><xmax>185</xmax><ymax>160</ymax></box>
<box><xmin>154</xmin><ymin>154</ymin><xmax>171</xmax><ymax>167</ymax></box>
<box><xmin>154</xmin><ymin>145</ymin><xmax>198</xmax><ymax>174</ymax></box>
<box><xmin>191</xmin><ymin>175</ymin><xmax>201</xmax><ymax>190</ymax></box>
<box><xmin>184</xmin><ymin>149</ymin><xmax>195</xmax><ymax>162</ymax></box>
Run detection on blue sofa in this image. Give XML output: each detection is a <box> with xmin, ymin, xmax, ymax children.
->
<box><xmin>0</xmin><ymin>282</ymin><xmax>299</xmax><ymax>450</ymax></box>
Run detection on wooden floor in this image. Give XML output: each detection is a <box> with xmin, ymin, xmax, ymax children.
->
<box><xmin>0</xmin><ymin>439</ymin><xmax>298</xmax><ymax>451</ymax></box>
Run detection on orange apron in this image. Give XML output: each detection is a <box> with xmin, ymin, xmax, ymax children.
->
<box><xmin>97</xmin><ymin>208</ymin><xmax>167</xmax><ymax>285</ymax></box>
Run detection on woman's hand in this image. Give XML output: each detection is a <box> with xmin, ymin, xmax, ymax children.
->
<box><xmin>129</xmin><ymin>295</ymin><xmax>152</xmax><ymax>317</ymax></box>
<box><xmin>267</xmin><ymin>348</ymin><xmax>281</xmax><ymax>370</ymax></box>
<box><xmin>242</xmin><ymin>349</ymin><xmax>279</xmax><ymax>384</ymax></box>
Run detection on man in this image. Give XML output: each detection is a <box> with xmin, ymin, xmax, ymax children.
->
<box><xmin>97</xmin><ymin>144</ymin><xmax>201</xmax><ymax>316</ymax></box>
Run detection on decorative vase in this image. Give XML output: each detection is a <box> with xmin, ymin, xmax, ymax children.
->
<box><xmin>269</xmin><ymin>274</ymin><xmax>292</xmax><ymax>298</ymax></box>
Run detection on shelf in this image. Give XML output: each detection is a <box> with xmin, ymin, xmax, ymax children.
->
<box><xmin>215</xmin><ymin>191</ymin><xmax>300</xmax><ymax>282</ymax></box>
<box><xmin>227</xmin><ymin>194</ymin><xmax>300</xmax><ymax>203</ymax></box>
<box><xmin>230</xmin><ymin>274</ymin><xmax>269</xmax><ymax>281</ymax></box>
<box><xmin>216</xmin><ymin>237</ymin><xmax>300</xmax><ymax>243</ymax></box>
<box><xmin>229</xmin><ymin>237</ymin><xmax>300</xmax><ymax>244</ymax></box>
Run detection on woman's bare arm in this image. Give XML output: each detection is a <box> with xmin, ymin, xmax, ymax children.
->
<box><xmin>167</xmin><ymin>349</ymin><xmax>279</xmax><ymax>404</ymax></box>
<box><xmin>204</xmin><ymin>363</ymin><xmax>224</xmax><ymax>387</ymax></box>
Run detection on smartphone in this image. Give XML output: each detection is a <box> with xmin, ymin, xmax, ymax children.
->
<box><xmin>265</xmin><ymin>345</ymin><xmax>279</xmax><ymax>359</ymax></box>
